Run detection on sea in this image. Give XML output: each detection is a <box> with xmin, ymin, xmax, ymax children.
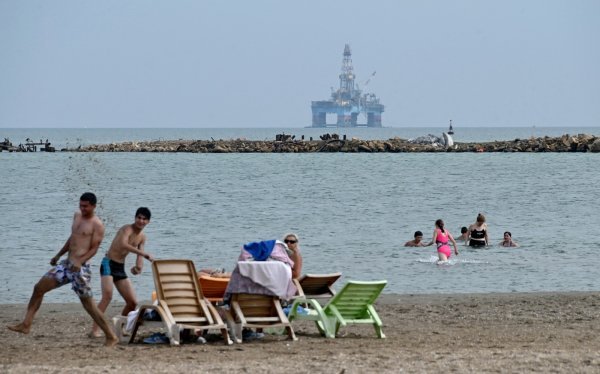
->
<box><xmin>1</xmin><ymin>126</ymin><xmax>599</xmax><ymax>303</ymax></box>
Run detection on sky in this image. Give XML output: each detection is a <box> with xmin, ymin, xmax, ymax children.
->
<box><xmin>1</xmin><ymin>0</ymin><xmax>599</xmax><ymax>128</ymax></box>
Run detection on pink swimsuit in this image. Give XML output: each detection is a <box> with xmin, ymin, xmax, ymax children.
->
<box><xmin>436</xmin><ymin>229</ymin><xmax>452</xmax><ymax>258</ymax></box>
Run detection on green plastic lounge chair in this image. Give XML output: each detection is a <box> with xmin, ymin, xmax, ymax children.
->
<box><xmin>288</xmin><ymin>280</ymin><xmax>386</xmax><ymax>339</ymax></box>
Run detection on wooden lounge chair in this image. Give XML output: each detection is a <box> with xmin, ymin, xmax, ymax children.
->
<box><xmin>127</xmin><ymin>259</ymin><xmax>232</xmax><ymax>345</ymax></box>
<box><xmin>226</xmin><ymin>293</ymin><xmax>297</xmax><ymax>343</ymax></box>
<box><xmin>288</xmin><ymin>280</ymin><xmax>387</xmax><ymax>339</ymax></box>
<box><xmin>198</xmin><ymin>275</ymin><xmax>230</xmax><ymax>304</ymax></box>
<box><xmin>293</xmin><ymin>272</ymin><xmax>342</xmax><ymax>305</ymax></box>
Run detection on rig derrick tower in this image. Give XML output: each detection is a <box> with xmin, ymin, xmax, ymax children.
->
<box><xmin>311</xmin><ymin>44</ymin><xmax>384</xmax><ymax>128</ymax></box>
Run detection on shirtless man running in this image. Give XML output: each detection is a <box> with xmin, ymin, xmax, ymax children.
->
<box><xmin>90</xmin><ymin>207</ymin><xmax>154</xmax><ymax>337</ymax></box>
<box><xmin>7</xmin><ymin>192</ymin><xmax>118</xmax><ymax>347</ymax></box>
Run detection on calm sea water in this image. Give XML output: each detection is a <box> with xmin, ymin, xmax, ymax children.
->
<box><xmin>1</xmin><ymin>127</ymin><xmax>599</xmax><ymax>303</ymax></box>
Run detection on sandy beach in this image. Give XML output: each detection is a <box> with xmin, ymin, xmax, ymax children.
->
<box><xmin>2</xmin><ymin>292</ymin><xmax>599</xmax><ymax>373</ymax></box>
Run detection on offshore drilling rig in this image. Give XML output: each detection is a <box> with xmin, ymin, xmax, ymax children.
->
<box><xmin>311</xmin><ymin>44</ymin><xmax>384</xmax><ymax>128</ymax></box>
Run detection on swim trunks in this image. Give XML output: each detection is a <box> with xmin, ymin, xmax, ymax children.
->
<box><xmin>44</xmin><ymin>259</ymin><xmax>93</xmax><ymax>298</ymax></box>
<box><xmin>469</xmin><ymin>239</ymin><xmax>486</xmax><ymax>247</ymax></box>
<box><xmin>100</xmin><ymin>256</ymin><xmax>128</xmax><ymax>282</ymax></box>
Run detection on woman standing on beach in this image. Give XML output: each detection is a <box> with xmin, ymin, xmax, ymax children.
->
<box><xmin>427</xmin><ymin>219</ymin><xmax>459</xmax><ymax>262</ymax></box>
<box><xmin>467</xmin><ymin>213</ymin><xmax>489</xmax><ymax>247</ymax></box>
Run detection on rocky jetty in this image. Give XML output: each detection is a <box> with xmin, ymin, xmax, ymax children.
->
<box><xmin>65</xmin><ymin>133</ymin><xmax>600</xmax><ymax>153</ymax></box>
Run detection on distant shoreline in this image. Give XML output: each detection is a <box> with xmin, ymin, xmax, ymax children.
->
<box><xmin>64</xmin><ymin>133</ymin><xmax>600</xmax><ymax>153</ymax></box>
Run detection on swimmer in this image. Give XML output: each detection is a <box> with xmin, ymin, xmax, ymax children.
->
<box><xmin>467</xmin><ymin>213</ymin><xmax>489</xmax><ymax>247</ymax></box>
<box><xmin>404</xmin><ymin>231</ymin><xmax>426</xmax><ymax>247</ymax></box>
<box><xmin>499</xmin><ymin>231</ymin><xmax>519</xmax><ymax>247</ymax></box>
<box><xmin>458</xmin><ymin>227</ymin><xmax>469</xmax><ymax>244</ymax></box>
<box><xmin>426</xmin><ymin>219</ymin><xmax>459</xmax><ymax>262</ymax></box>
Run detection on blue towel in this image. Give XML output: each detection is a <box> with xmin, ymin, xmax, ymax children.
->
<box><xmin>143</xmin><ymin>332</ymin><xmax>169</xmax><ymax>344</ymax></box>
<box><xmin>243</xmin><ymin>239</ymin><xmax>276</xmax><ymax>261</ymax></box>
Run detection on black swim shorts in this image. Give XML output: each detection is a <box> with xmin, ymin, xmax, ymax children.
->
<box><xmin>100</xmin><ymin>257</ymin><xmax>128</xmax><ymax>282</ymax></box>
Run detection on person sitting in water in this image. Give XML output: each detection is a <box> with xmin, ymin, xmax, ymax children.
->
<box><xmin>404</xmin><ymin>231</ymin><xmax>426</xmax><ymax>247</ymax></box>
<box><xmin>467</xmin><ymin>213</ymin><xmax>489</xmax><ymax>247</ymax></box>
<box><xmin>458</xmin><ymin>227</ymin><xmax>469</xmax><ymax>244</ymax></box>
<box><xmin>499</xmin><ymin>231</ymin><xmax>519</xmax><ymax>247</ymax></box>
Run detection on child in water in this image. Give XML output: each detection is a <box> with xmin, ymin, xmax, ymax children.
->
<box><xmin>426</xmin><ymin>219</ymin><xmax>459</xmax><ymax>262</ymax></box>
<box><xmin>499</xmin><ymin>231</ymin><xmax>519</xmax><ymax>247</ymax></box>
<box><xmin>458</xmin><ymin>226</ymin><xmax>469</xmax><ymax>244</ymax></box>
<box><xmin>404</xmin><ymin>231</ymin><xmax>426</xmax><ymax>247</ymax></box>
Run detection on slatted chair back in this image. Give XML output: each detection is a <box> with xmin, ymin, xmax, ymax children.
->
<box><xmin>296</xmin><ymin>273</ymin><xmax>342</xmax><ymax>301</ymax></box>
<box><xmin>328</xmin><ymin>280</ymin><xmax>386</xmax><ymax>320</ymax></box>
<box><xmin>153</xmin><ymin>260</ymin><xmax>212</xmax><ymax>323</ymax></box>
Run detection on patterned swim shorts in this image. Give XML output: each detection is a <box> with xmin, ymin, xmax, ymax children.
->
<box><xmin>44</xmin><ymin>259</ymin><xmax>93</xmax><ymax>298</ymax></box>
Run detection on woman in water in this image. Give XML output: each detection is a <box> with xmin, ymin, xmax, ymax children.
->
<box><xmin>467</xmin><ymin>213</ymin><xmax>489</xmax><ymax>247</ymax></box>
<box><xmin>427</xmin><ymin>219</ymin><xmax>459</xmax><ymax>262</ymax></box>
<box><xmin>499</xmin><ymin>231</ymin><xmax>519</xmax><ymax>247</ymax></box>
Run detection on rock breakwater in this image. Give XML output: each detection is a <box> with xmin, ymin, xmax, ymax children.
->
<box><xmin>66</xmin><ymin>133</ymin><xmax>600</xmax><ymax>153</ymax></box>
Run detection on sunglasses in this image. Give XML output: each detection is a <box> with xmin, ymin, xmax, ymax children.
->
<box><xmin>284</xmin><ymin>239</ymin><xmax>297</xmax><ymax>244</ymax></box>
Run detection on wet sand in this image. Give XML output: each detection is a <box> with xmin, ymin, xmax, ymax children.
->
<box><xmin>1</xmin><ymin>292</ymin><xmax>600</xmax><ymax>373</ymax></box>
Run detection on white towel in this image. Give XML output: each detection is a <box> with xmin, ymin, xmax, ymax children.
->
<box><xmin>126</xmin><ymin>310</ymin><xmax>139</xmax><ymax>332</ymax></box>
<box><xmin>237</xmin><ymin>261</ymin><xmax>293</xmax><ymax>299</ymax></box>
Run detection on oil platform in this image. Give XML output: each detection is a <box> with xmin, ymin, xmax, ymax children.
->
<box><xmin>311</xmin><ymin>44</ymin><xmax>384</xmax><ymax>128</ymax></box>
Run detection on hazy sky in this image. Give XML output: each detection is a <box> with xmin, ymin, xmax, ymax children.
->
<box><xmin>1</xmin><ymin>0</ymin><xmax>598</xmax><ymax>128</ymax></box>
